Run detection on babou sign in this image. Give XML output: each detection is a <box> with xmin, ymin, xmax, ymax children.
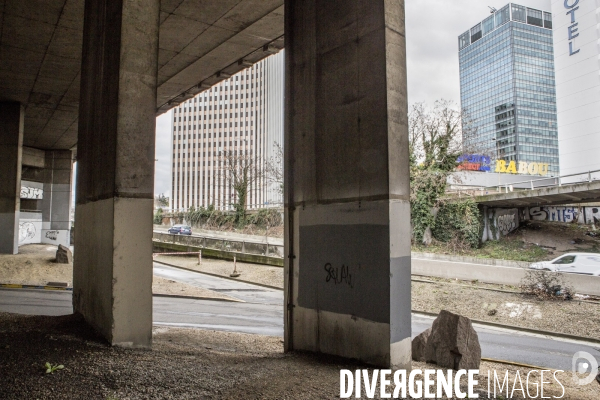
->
<box><xmin>495</xmin><ymin>160</ymin><xmax>549</xmax><ymax>176</ymax></box>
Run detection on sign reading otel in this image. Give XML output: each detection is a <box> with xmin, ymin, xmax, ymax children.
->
<box><xmin>457</xmin><ymin>155</ymin><xmax>550</xmax><ymax>176</ymax></box>
<box><xmin>564</xmin><ymin>0</ymin><xmax>581</xmax><ymax>56</ymax></box>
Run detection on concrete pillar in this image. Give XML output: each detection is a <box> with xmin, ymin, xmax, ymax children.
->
<box><xmin>284</xmin><ymin>0</ymin><xmax>411</xmax><ymax>368</ymax></box>
<box><xmin>73</xmin><ymin>0</ymin><xmax>160</xmax><ymax>347</ymax></box>
<box><xmin>41</xmin><ymin>151</ymin><xmax>73</xmax><ymax>247</ymax></box>
<box><xmin>0</xmin><ymin>103</ymin><xmax>24</xmax><ymax>255</ymax></box>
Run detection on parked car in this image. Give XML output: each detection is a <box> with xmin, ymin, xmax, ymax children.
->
<box><xmin>168</xmin><ymin>224</ymin><xmax>192</xmax><ymax>235</ymax></box>
<box><xmin>529</xmin><ymin>253</ymin><xmax>600</xmax><ymax>276</ymax></box>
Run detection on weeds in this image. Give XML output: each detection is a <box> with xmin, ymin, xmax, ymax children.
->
<box><xmin>44</xmin><ymin>362</ymin><xmax>64</xmax><ymax>374</ymax></box>
<box><xmin>520</xmin><ymin>269</ymin><xmax>573</xmax><ymax>300</ymax></box>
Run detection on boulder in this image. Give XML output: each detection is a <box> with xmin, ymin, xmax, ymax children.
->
<box><xmin>411</xmin><ymin>328</ymin><xmax>431</xmax><ymax>362</ymax></box>
<box><xmin>55</xmin><ymin>244</ymin><xmax>72</xmax><ymax>264</ymax></box>
<box><xmin>424</xmin><ymin>310</ymin><xmax>481</xmax><ymax>370</ymax></box>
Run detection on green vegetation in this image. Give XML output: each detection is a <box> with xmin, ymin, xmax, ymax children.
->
<box><xmin>413</xmin><ymin>236</ymin><xmax>550</xmax><ymax>263</ymax></box>
<box><xmin>153</xmin><ymin>207</ymin><xmax>163</xmax><ymax>224</ymax></box>
<box><xmin>164</xmin><ymin>206</ymin><xmax>282</xmax><ymax>232</ymax></box>
<box><xmin>432</xmin><ymin>200</ymin><xmax>481</xmax><ymax>249</ymax></box>
<box><xmin>44</xmin><ymin>362</ymin><xmax>64</xmax><ymax>374</ymax></box>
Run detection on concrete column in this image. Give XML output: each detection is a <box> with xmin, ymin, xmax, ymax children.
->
<box><xmin>41</xmin><ymin>151</ymin><xmax>73</xmax><ymax>247</ymax></box>
<box><xmin>284</xmin><ymin>0</ymin><xmax>411</xmax><ymax>368</ymax></box>
<box><xmin>73</xmin><ymin>0</ymin><xmax>160</xmax><ymax>347</ymax></box>
<box><xmin>0</xmin><ymin>103</ymin><xmax>24</xmax><ymax>255</ymax></box>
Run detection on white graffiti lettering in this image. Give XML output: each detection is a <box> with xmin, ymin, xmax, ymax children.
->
<box><xmin>497</xmin><ymin>214</ymin><xmax>517</xmax><ymax>235</ymax></box>
<box><xmin>20</xmin><ymin>186</ymin><xmax>43</xmax><ymax>200</ymax></box>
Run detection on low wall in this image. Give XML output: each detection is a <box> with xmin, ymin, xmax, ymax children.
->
<box><xmin>152</xmin><ymin>240</ymin><xmax>284</xmax><ymax>267</ymax></box>
<box><xmin>412</xmin><ymin>252</ymin><xmax>600</xmax><ymax>296</ymax></box>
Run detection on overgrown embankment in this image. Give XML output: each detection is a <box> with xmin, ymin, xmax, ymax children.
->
<box><xmin>414</xmin><ymin>220</ymin><xmax>600</xmax><ymax>263</ymax></box>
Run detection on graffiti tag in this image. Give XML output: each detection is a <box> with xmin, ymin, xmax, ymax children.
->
<box><xmin>45</xmin><ymin>231</ymin><xmax>59</xmax><ymax>241</ymax></box>
<box><xmin>324</xmin><ymin>263</ymin><xmax>354</xmax><ymax>288</ymax></box>
<box><xmin>497</xmin><ymin>214</ymin><xmax>517</xmax><ymax>235</ymax></box>
<box><xmin>20</xmin><ymin>186</ymin><xmax>43</xmax><ymax>199</ymax></box>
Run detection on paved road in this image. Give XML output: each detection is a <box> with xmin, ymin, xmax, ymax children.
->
<box><xmin>153</xmin><ymin>263</ymin><xmax>282</xmax><ymax>305</ymax></box>
<box><xmin>1</xmin><ymin>265</ymin><xmax>599</xmax><ymax>371</ymax></box>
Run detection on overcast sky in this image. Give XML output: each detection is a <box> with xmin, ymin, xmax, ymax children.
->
<box><xmin>153</xmin><ymin>0</ymin><xmax>552</xmax><ymax>197</ymax></box>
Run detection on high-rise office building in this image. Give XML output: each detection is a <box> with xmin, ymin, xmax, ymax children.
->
<box><xmin>458</xmin><ymin>3</ymin><xmax>560</xmax><ymax>176</ymax></box>
<box><xmin>170</xmin><ymin>51</ymin><xmax>284</xmax><ymax>211</ymax></box>
<box><xmin>551</xmin><ymin>0</ymin><xmax>600</xmax><ymax>177</ymax></box>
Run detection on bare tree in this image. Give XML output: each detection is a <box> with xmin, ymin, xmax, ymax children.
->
<box><xmin>221</xmin><ymin>150</ymin><xmax>263</xmax><ymax>224</ymax></box>
<box><xmin>409</xmin><ymin>100</ymin><xmax>483</xmax><ymax>244</ymax></box>
<box><xmin>409</xmin><ymin>99</ymin><xmax>478</xmax><ymax>171</ymax></box>
<box><xmin>264</xmin><ymin>141</ymin><xmax>283</xmax><ymax>196</ymax></box>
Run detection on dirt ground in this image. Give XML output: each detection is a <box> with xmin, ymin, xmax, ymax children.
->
<box><xmin>0</xmin><ymin>312</ymin><xmax>598</xmax><ymax>399</ymax></box>
<box><xmin>154</xmin><ymin>254</ymin><xmax>284</xmax><ymax>288</ymax></box>
<box><xmin>412</xmin><ymin>279</ymin><xmax>600</xmax><ymax>340</ymax></box>
<box><xmin>152</xmin><ymin>276</ymin><xmax>238</xmax><ymax>301</ymax></box>
<box><xmin>0</xmin><ymin>245</ymin><xmax>226</xmax><ymax>300</ymax></box>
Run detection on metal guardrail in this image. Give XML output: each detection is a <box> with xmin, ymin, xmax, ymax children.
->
<box><xmin>447</xmin><ymin>169</ymin><xmax>600</xmax><ymax>196</ymax></box>
<box><xmin>152</xmin><ymin>232</ymin><xmax>284</xmax><ymax>258</ymax></box>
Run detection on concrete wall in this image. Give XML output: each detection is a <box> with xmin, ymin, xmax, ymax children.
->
<box><xmin>73</xmin><ymin>0</ymin><xmax>159</xmax><ymax>348</ymax></box>
<box><xmin>0</xmin><ymin>102</ymin><xmax>24</xmax><ymax>254</ymax></box>
<box><xmin>481</xmin><ymin>207</ymin><xmax>520</xmax><ymax>242</ymax></box>
<box><xmin>284</xmin><ymin>0</ymin><xmax>412</xmax><ymax>368</ymax></box>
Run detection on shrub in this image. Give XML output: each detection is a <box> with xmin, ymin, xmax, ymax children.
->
<box><xmin>431</xmin><ymin>199</ymin><xmax>481</xmax><ymax>248</ymax></box>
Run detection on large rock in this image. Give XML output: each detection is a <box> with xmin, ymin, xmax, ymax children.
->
<box><xmin>412</xmin><ymin>328</ymin><xmax>431</xmax><ymax>362</ymax></box>
<box><xmin>55</xmin><ymin>244</ymin><xmax>72</xmax><ymax>264</ymax></box>
<box><xmin>424</xmin><ymin>310</ymin><xmax>481</xmax><ymax>370</ymax></box>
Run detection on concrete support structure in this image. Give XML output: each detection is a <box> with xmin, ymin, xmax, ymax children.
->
<box><xmin>73</xmin><ymin>0</ymin><xmax>160</xmax><ymax>347</ymax></box>
<box><xmin>41</xmin><ymin>151</ymin><xmax>73</xmax><ymax>247</ymax></box>
<box><xmin>0</xmin><ymin>103</ymin><xmax>24</xmax><ymax>254</ymax></box>
<box><xmin>284</xmin><ymin>0</ymin><xmax>412</xmax><ymax>367</ymax></box>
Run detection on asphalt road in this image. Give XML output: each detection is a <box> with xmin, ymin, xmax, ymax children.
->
<box><xmin>1</xmin><ymin>264</ymin><xmax>599</xmax><ymax>372</ymax></box>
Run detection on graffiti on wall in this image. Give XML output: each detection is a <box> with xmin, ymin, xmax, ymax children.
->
<box><xmin>20</xmin><ymin>186</ymin><xmax>43</xmax><ymax>199</ymax></box>
<box><xmin>45</xmin><ymin>231</ymin><xmax>59</xmax><ymax>241</ymax></box>
<box><xmin>525</xmin><ymin>206</ymin><xmax>600</xmax><ymax>225</ymax></box>
<box><xmin>497</xmin><ymin>213</ymin><xmax>517</xmax><ymax>235</ymax></box>
<box><xmin>18</xmin><ymin>222</ymin><xmax>36</xmax><ymax>243</ymax></box>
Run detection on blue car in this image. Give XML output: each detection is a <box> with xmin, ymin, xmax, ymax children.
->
<box><xmin>168</xmin><ymin>224</ymin><xmax>192</xmax><ymax>235</ymax></box>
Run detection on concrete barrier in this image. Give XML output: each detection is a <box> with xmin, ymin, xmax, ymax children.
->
<box><xmin>412</xmin><ymin>253</ymin><xmax>600</xmax><ymax>296</ymax></box>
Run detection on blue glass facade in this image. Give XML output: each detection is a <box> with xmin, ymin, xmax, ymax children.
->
<box><xmin>458</xmin><ymin>3</ymin><xmax>559</xmax><ymax>176</ymax></box>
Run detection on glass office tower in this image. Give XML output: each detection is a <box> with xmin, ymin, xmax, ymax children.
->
<box><xmin>458</xmin><ymin>3</ymin><xmax>559</xmax><ymax>176</ymax></box>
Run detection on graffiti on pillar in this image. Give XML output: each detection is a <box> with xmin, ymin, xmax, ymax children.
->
<box><xmin>324</xmin><ymin>263</ymin><xmax>354</xmax><ymax>288</ymax></box>
<box><xmin>497</xmin><ymin>214</ymin><xmax>517</xmax><ymax>236</ymax></box>
<box><xmin>18</xmin><ymin>222</ymin><xmax>36</xmax><ymax>243</ymax></box>
<box><xmin>528</xmin><ymin>206</ymin><xmax>578</xmax><ymax>223</ymax></box>
<box><xmin>20</xmin><ymin>186</ymin><xmax>43</xmax><ymax>199</ymax></box>
<box><xmin>45</xmin><ymin>231</ymin><xmax>59</xmax><ymax>241</ymax></box>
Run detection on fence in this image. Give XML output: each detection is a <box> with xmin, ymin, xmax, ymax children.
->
<box><xmin>152</xmin><ymin>232</ymin><xmax>284</xmax><ymax>259</ymax></box>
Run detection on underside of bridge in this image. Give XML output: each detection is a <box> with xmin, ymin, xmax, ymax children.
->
<box><xmin>0</xmin><ymin>0</ymin><xmax>411</xmax><ymax>367</ymax></box>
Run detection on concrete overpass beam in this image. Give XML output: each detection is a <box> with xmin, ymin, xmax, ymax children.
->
<box><xmin>73</xmin><ymin>0</ymin><xmax>160</xmax><ymax>348</ymax></box>
<box><xmin>284</xmin><ymin>0</ymin><xmax>411</xmax><ymax>367</ymax></box>
<box><xmin>0</xmin><ymin>102</ymin><xmax>24</xmax><ymax>255</ymax></box>
<box><xmin>41</xmin><ymin>151</ymin><xmax>73</xmax><ymax>248</ymax></box>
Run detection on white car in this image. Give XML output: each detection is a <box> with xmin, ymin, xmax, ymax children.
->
<box><xmin>530</xmin><ymin>253</ymin><xmax>600</xmax><ymax>276</ymax></box>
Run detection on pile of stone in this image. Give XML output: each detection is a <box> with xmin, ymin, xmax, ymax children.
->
<box><xmin>412</xmin><ymin>310</ymin><xmax>481</xmax><ymax>370</ymax></box>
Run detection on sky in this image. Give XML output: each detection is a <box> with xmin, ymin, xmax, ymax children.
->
<box><xmin>153</xmin><ymin>0</ymin><xmax>552</xmax><ymax>197</ymax></box>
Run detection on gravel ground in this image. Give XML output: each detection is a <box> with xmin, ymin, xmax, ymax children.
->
<box><xmin>1</xmin><ymin>312</ymin><xmax>597</xmax><ymax>399</ymax></box>
<box><xmin>0</xmin><ymin>244</ymin><xmax>72</xmax><ymax>286</ymax></box>
<box><xmin>155</xmin><ymin>255</ymin><xmax>284</xmax><ymax>288</ymax></box>
<box><xmin>412</xmin><ymin>280</ymin><xmax>600</xmax><ymax>339</ymax></box>
<box><xmin>152</xmin><ymin>276</ymin><xmax>239</xmax><ymax>301</ymax></box>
